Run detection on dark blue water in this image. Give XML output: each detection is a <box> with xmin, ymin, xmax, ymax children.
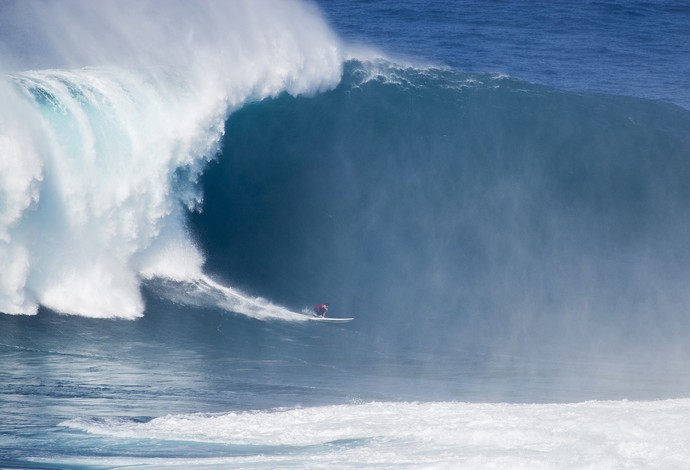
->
<box><xmin>3</xmin><ymin>0</ymin><xmax>690</xmax><ymax>467</ymax></box>
<box><xmin>318</xmin><ymin>0</ymin><xmax>690</xmax><ymax>109</ymax></box>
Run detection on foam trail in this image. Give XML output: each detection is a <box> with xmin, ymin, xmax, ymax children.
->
<box><xmin>0</xmin><ymin>0</ymin><xmax>343</xmax><ymax>318</ymax></box>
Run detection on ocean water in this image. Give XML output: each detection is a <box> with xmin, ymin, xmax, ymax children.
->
<box><xmin>2</xmin><ymin>0</ymin><xmax>690</xmax><ymax>468</ymax></box>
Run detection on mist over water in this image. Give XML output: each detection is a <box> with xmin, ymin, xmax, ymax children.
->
<box><xmin>194</xmin><ymin>61</ymin><xmax>690</xmax><ymax>362</ymax></box>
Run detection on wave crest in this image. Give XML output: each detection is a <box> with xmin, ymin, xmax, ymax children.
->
<box><xmin>0</xmin><ymin>0</ymin><xmax>343</xmax><ymax>318</ymax></box>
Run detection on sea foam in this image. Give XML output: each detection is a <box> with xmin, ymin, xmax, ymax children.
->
<box><xmin>60</xmin><ymin>399</ymin><xmax>690</xmax><ymax>468</ymax></box>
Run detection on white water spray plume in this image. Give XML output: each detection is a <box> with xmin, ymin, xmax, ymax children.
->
<box><xmin>0</xmin><ymin>0</ymin><xmax>343</xmax><ymax>318</ymax></box>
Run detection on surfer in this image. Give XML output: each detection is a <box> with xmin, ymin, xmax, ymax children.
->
<box><xmin>313</xmin><ymin>303</ymin><xmax>329</xmax><ymax>318</ymax></box>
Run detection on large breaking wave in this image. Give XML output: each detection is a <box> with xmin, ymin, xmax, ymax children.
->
<box><xmin>0</xmin><ymin>0</ymin><xmax>343</xmax><ymax>318</ymax></box>
<box><xmin>2</xmin><ymin>0</ymin><xmax>690</xmax><ymax>361</ymax></box>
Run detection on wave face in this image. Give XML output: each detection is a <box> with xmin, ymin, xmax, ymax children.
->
<box><xmin>194</xmin><ymin>61</ymin><xmax>690</xmax><ymax>352</ymax></box>
<box><xmin>0</xmin><ymin>0</ymin><xmax>342</xmax><ymax>318</ymax></box>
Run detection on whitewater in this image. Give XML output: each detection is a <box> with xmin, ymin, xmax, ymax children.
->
<box><xmin>0</xmin><ymin>0</ymin><xmax>342</xmax><ymax>319</ymax></box>
<box><xmin>49</xmin><ymin>399</ymin><xmax>690</xmax><ymax>468</ymax></box>
<box><xmin>3</xmin><ymin>0</ymin><xmax>690</xmax><ymax>468</ymax></box>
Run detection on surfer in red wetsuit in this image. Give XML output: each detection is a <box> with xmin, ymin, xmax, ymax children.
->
<box><xmin>314</xmin><ymin>303</ymin><xmax>329</xmax><ymax>317</ymax></box>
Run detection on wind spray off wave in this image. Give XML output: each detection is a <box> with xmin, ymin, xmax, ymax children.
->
<box><xmin>0</xmin><ymin>0</ymin><xmax>343</xmax><ymax>318</ymax></box>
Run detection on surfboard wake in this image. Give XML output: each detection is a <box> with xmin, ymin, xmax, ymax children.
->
<box><xmin>146</xmin><ymin>275</ymin><xmax>309</xmax><ymax>322</ymax></box>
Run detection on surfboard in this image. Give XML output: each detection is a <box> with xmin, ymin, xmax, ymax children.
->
<box><xmin>308</xmin><ymin>316</ymin><xmax>354</xmax><ymax>322</ymax></box>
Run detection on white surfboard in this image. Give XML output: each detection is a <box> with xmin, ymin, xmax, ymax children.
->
<box><xmin>308</xmin><ymin>316</ymin><xmax>354</xmax><ymax>322</ymax></box>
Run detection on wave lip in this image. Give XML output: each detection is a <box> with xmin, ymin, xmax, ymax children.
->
<box><xmin>0</xmin><ymin>0</ymin><xmax>344</xmax><ymax>318</ymax></box>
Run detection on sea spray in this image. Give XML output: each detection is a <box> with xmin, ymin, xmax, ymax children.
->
<box><xmin>0</xmin><ymin>0</ymin><xmax>343</xmax><ymax>318</ymax></box>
